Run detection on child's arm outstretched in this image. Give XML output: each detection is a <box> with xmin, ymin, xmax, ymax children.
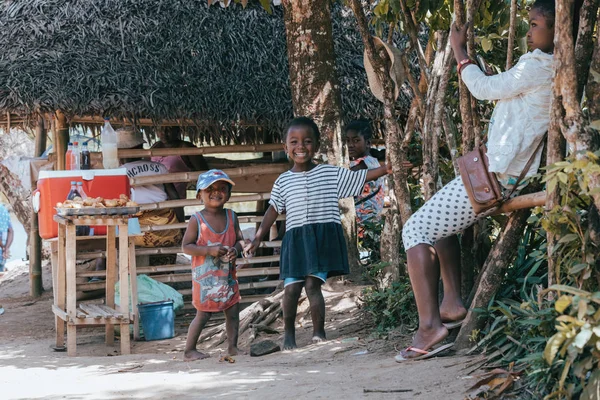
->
<box><xmin>181</xmin><ymin>217</ymin><xmax>228</xmax><ymax>258</ymax></box>
<box><xmin>243</xmin><ymin>205</ymin><xmax>279</xmax><ymax>257</ymax></box>
<box><xmin>366</xmin><ymin>163</ymin><xmax>392</xmax><ymax>182</ymax></box>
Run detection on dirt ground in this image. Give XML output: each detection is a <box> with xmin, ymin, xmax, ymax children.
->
<box><xmin>0</xmin><ymin>260</ymin><xmax>483</xmax><ymax>400</ymax></box>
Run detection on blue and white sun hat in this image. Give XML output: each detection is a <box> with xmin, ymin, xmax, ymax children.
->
<box><xmin>196</xmin><ymin>169</ymin><xmax>236</xmax><ymax>192</ymax></box>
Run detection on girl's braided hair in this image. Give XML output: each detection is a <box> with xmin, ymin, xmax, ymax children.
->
<box><xmin>344</xmin><ymin>120</ymin><xmax>373</xmax><ymax>142</ymax></box>
<box><xmin>284</xmin><ymin>117</ymin><xmax>321</xmax><ymax>142</ymax></box>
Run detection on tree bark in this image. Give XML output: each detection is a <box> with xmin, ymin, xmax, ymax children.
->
<box><xmin>281</xmin><ymin>0</ymin><xmax>362</xmax><ymax>279</ymax></box>
<box><xmin>0</xmin><ymin>164</ymin><xmax>31</xmax><ymax>231</ymax></box>
<box><xmin>30</xmin><ymin>114</ymin><xmax>46</xmax><ymax>297</ymax></box>
<box><xmin>574</xmin><ymin>0</ymin><xmax>600</xmax><ymax>99</ymax></box>
<box><xmin>455</xmin><ymin>208</ymin><xmax>531</xmax><ymax>351</ymax></box>
<box><xmin>506</xmin><ymin>0</ymin><xmax>518</xmax><ymax>70</ymax></box>
<box><xmin>421</xmin><ymin>31</ymin><xmax>453</xmax><ymax>200</ymax></box>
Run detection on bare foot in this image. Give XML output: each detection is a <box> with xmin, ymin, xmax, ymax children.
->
<box><xmin>282</xmin><ymin>333</ymin><xmax>297</xmax><ymax>350</ymax></box>
<box><xmin>439</xmin><ymin>303</ymin><xmax>468</xmax><ymax>323</ymax></box>
<box><xmin>311</xmin><ymin>334</ymin><xmax>326</xmax><ymax>344</ymax></box>
<box><xmin>184</xmin><ymin>349</ymin><xmax>210</xmax><ymax>361</ymax></box>
<box><xmin>398</xmin><ymin>324</ymin><xmax>449</xmax><ymax>360</ymax></box>
<box><xmin>227</xmin><ymin>346</ymin><xmax>239</xmax><ymax>356</ymax></box>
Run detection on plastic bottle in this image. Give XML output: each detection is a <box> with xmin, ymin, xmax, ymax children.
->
<box><xmin>76</xmin><ymin>182</ymin><xmax>88</xmax><ymax>199</ymax></box>
<box><xmin>75</xmin><ymin>182</ymin><xmax>90</xmax><ymax>236</ymax></box>
<box><xmin>71</xmin><ymin>142</ymin><xmax>81</xmax><ymax>171</ymax></box>
<box><xmin>66</xmin><ymin>181</ymin><xmax>81</xmax><ymax>200</ymax></box>
<box><xmin>65</xmin><ymin>142</ymin><xmax>73</xmax><ymax>170</ymax></box>
<box><xmin>80</xmin><ymin>142</ymin><xmax>91</xmax><ymax>170</ymax></box>
<box><xmin>101</xmin><ymin>118</ymin><xmax>119</xmax><ymax>169</ymax></box>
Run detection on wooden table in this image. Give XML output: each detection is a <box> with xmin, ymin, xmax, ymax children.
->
<box><xmin>52</xmin><ymin>215</ymin><xmax>138</xmax><ymax>356</ymax></box>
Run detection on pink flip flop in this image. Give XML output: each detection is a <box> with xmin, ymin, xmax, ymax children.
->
<box><xmin>394</xmin><ymin>342</ymin><xmax>454</xmax><ymax>362</ymax></box>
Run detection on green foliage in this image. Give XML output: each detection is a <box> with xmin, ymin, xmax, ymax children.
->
<box><xmin>542</xmin><ymin>152</ymin><xmax>600</xmax><ymax>289</ymax></box>
<box><xmin>477</xmin><ymin>155</ymin><xmax>600</xmax><ymax>399</ymax></box>
<box><xmin>358</xmin><ymin>218</ymin><xmax>384</xmax><ymax>263</ymax></box>
<box><xmin>361</xmin><ymin>275</ymin><xmax>417</xmax><ymax>335</ymax></box>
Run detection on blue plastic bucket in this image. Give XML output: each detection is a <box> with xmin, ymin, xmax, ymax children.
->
<box><xmin>137</xmin><ymin>300</ymin><xmax>175</xmax><ymax>341</ymax></box>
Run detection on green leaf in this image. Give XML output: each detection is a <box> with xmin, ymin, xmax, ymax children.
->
<box><xmin>481</xmin><ymin>37</ymin><xmax>493</xmax><ymax>53</ymax></box>
<box><xmin>570</xmin><ymin>263</ymin><xmax>588</xmax><ymax>274</ymax></box>
<box><xmin>558</xmin><ymin>233</ymin><xmax>579</xmax><ymax>244</ymax></box>
<box><xmin>259</xmin><ymin>0</ymin><xmax>271</xmax><ymax>13</ymax></box>
<box><xmin>555</xmin><ymin>295</ymin><xmax>572</xmax><ymax>313</ymax></box>
<box><xmin>544</xmin><ymin>331</ymin><xmax>566</xmax><ymax>364</ymax></box>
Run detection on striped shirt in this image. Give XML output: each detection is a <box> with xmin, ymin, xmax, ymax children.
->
<box><xmin>269</xmin><ymin>164</ymin><xmax>368</xmax><ymax>231</ymax></box>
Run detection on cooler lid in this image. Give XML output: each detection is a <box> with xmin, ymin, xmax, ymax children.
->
<box><xmin>39</xmin><ymin>168</ymin><xmax>128</xmax><ymax>180</ymax></box>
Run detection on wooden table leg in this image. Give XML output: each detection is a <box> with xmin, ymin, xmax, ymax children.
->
<box><xmin>67</xmin><ymin>324</ymin><xmax>77</xmax><ymax>357</ymax></box>
<box><xmin>105</xmin><ymin>226</ymin><xmax>117</xmax><ymax>346</ymax></box>
<box><xmin>55</xmin><ymin>227</ymin><xmax>66</xmax><ymax>348</ymax></box>
<box><xmin>129</xmin><ymin>237</ymin><xmax>140</xmax><ymax>341</ymax></box>
<box><xmin>118</xmin><ymin>223</ymin><xmax>131</xmax><ymax>354</ymax></box>
<box><xmin>65</xmin><ymin>224</ymin><xmax>77</xmax><ymax>355</ymax></box>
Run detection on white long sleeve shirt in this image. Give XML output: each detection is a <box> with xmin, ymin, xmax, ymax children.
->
<box><xmin>460</xmin><ymin>49</ymin><xmax>553</xmax><ymax>179</ymax></box>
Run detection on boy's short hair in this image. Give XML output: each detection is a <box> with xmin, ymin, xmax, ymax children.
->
<box><xmin>196</xmin><ymin>169</ymin><xmax>235</xmax><ymax>192</ymax></box>
<box><xmin>284</xmin><ymin>116</ymin><xmax>321</xmax><ymax>143</ymax></box>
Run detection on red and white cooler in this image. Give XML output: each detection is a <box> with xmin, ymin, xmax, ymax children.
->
<box><xmin>33</xmin><ymin>169</ymin><xmax>130</xmax><ymax>239</ymax></box>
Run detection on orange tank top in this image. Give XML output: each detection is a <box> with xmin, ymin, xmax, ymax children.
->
<box><xmin>191</xmin><ymin>209</ymin><xmax>240</xmax><ymax>312</ymax></box>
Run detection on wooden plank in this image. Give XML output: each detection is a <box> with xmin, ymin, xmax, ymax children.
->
<box><xmin>238</xmin><ymin>280</ymin><xmax>281</xmax><ymax>290</ymax></box>
<box><xmin>97</xmin><ymin>304</ymin><xmax>124</xmax><ymax>319</ymax></box>
<box><xmin>105</xmin><ymin>225</ymin><xmax>117</xmax><ymax>345</ymax></box>
<box><xmin>237</xmin><ymin>267</ymin><xmax>280</xmax><ymax>278</ymax></box>
<box><xmin>237</xmin><ymin>255</ymin><xmax>280</xmax><ymax>265</ymax></box>
<box><xmin>131</xmin><ymin>164</ymin><xmax>288</xmax><ymax>186</ymax></box>
<box><xmin>240</xmin><ymin>294</ymin><xmax>277</xmax><ymax>304</ymax></box>
<box><xmin>65</xmin><ymin>225</ymin><xmax>77</xmax><ymax>320</ymax></box>
<box><xmin>67</xmin><ymin>317</ymin><xmax>130</xmax><ymax>326</ymax></box>
<box><xmin>67</xmin><ymin>325</ymin><xmax>77</xmax><ymax>356</ymax></box>
<box><xmin>138</xmin><ymin>193</ymin><xmax>272</xmax><ymax>213</ymax></box>
<box><xmin>117</xmin><ymin>223</ymin><xmax>130</xmax><ymax>350</ymax></box>
<box><xmin>79</xmin><ymin>303</ymin><xmax>103</xmax><ymax>319</ymax></box>
<box><xmin>129</xmin><ymin>237</ymin><xmax>140</xmax><ymax>340</ymax></box>
<box><xmin>117</xmin><ymin>143</ymin><xmax>284</xmax><ymax>158</ymax></box>
<box><xmin>52</xmin><ymin>304</ymin><xmax>69</xmax><ymax>322</ymax></box>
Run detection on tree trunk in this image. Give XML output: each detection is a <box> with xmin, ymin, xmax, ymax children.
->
<box><xmin>421</xmin><ymin>31</ymin><xmax>453</xmax><ymax>200</ymax></box>
<box><xmin>281</xmin><ymin>0</ymin><xmax>362</xmax><ymax>279</ymax></box>
<box><xmin>455</xmin><ymin>208</ymin><xmax>531</xmax><ymax>351</ymax></box>
<box><xmin>349</xmin><ymin>0</ymin><xmax>414</xmax><ymax>285</ymax></box>
<box><xmin>30</xmin><ymin>114</ymin><xmax>46</xmax><ymax>297</ymax></box>
<box><xmin>0</xmin><ymin>164</ymin><xmax>31</xmax><ymax>231</ymax></box>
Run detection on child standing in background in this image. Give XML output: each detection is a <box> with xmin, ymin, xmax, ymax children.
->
<box><xmin>344</xmin><ymin>120</ymin><xmax>385</xmax><ymax>238</ymax></box>
<box><xmin>245</xmin><ymin>117</ymin><xmax>391</xmax><ymax>350</ymax></box>
<box><xmin>182</xmin><ymin>170</ymin><xmax>246</xmax><ymax>361</ymax></box>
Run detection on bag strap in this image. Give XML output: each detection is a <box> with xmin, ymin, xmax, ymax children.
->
<box><xmin>505</xmin><ymin>132</ymin><xmax>547</xmax><ymax>198</ymax></box>
<box><xmin>355</xmin><ymin>186</ymin><xmax>381</xmax><ymax>206</ymax></box>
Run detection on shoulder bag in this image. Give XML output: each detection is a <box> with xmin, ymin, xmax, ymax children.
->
<box><xmin>457</xmin><ymin>136</ymin><xmax>546</xmax><ymax>214</ymax></box>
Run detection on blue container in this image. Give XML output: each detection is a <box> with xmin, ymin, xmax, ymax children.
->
<box><xmin>138</xmin><ymin>300</ymin><xmax>175</xmax><ymax>341</ymax></box>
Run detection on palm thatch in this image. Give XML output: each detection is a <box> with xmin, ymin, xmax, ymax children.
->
<box><xmin>0</xmin><ymin>0</ymin><xmax>411</xmax><ymax>142</ymax></box>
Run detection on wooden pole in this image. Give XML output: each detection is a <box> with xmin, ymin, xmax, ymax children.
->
<box><xmin>118</xmin><ymin>143</ymin><xmax>284</xmax><ymax>158</ymax></box>
<box><xmin>30</xmin><ymin>114</ymin><xmax>46</xmax><ymax>297</ymax></box>
<box><xmin>55</xmin><ymin>111</ymin><xmax>69</xmax><ymax>171</ymax></box>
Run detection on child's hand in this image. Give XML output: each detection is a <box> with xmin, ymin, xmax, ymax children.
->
<box><xmin>450</xmin><ymin>21</ymin><xmax>469</xmax><ymax>57</ymax></box>
<box><xmin>243</xmin><ymin>238</ymin><xmax>260</xmax><ymax>258</ymax></box>
<box><xmin>225</xmin><ymin>247</ymin><xmax>238</xmax><ymax>262</ymax></box>
<box><xmin>208</xmin><ymin>245</ymin><xmax>228</xmax><ymax>258</ymax></box>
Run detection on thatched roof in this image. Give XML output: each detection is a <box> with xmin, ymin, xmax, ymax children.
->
<box><xmin>0</xmin><ymin>1</ymin><xmax>411</xmax><ymax>142</ymax></box>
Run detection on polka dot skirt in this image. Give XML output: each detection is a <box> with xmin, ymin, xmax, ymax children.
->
<box><xmin>402</xmin><ymin>177</ymin><xmax>515</xmax><ymax>250</ymax></box>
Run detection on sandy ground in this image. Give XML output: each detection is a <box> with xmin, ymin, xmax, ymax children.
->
<box><xmin>0</xmin><ymin>261</ymin><xmax>482</xmax><ymax>400</ymax></box>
